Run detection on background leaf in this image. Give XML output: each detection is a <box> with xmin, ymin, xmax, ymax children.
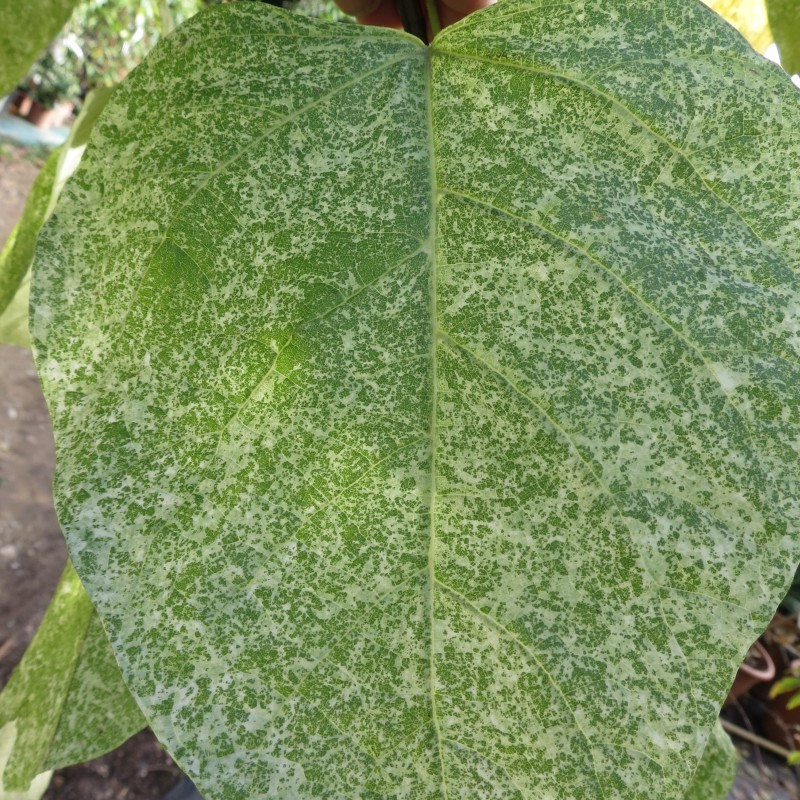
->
<box><xmin>766</xmin><ymin>0</ymin><xmax>800</xmax><ymax>74</ymax></box>
<box><xmin>0</xmin><ymin>562</ymin><xmax>145</xmax><ymax>793</ymax></box>
<box><xmin>0</xmin><ymin>0</ymin><xmax>82</xmax><ymax>98</ymax></box>
<box><xmin>0</xmin><ymin>86</ymin><xmax>114</xmax><ymax>348</ymax></box>
<box><xmin>0</xmin><ymin>725</ymin><xmax>51</xmax><ymax>800</ymax></box>
<box><xmin>0</xmin><ymin>152</ymin><xmax>59</xmax><ymax>348</ymax></box>
<box><xmin>682</xmin><ymin>722</ymin><xmax>737</xmax><ymax>800</ymax></box>
<box><xmin>32</xmin><ymin>2</ymin><xmax>800</xmax><ymax>798</ymax></box>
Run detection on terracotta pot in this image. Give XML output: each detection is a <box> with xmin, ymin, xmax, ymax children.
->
<box><xmin>724</xmin><ymin>640</ymin><xmax>775</xmax><ymax>707</ymax></box>
<box><xmin>25</xmin><ymin>100</ymin><xmax>73</xmax><ymax>129</ymax></box>
<box><xmin>14</xmin><ymin>93</ymin><xmax>32</xmax><ymax>117</ymax></box>
<box><xmin>762</xmin><ymin>658</ymin><xmax>800</xmax><ymax>751</ymax></box>
<box><xmin>753</xmin><ymin>613</ymin><xmax>800</xmax><ymax>701</ymax></box>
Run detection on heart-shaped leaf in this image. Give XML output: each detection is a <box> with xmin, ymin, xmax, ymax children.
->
<box><xmin>32</xmin><ymin>2</ymin><xmax>800</xmax><ymax>798</ymax></box>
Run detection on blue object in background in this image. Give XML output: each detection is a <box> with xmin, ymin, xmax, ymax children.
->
<box><xmin>0</xmin><ymin>111</ymin><xmax>69</xmax><ymax>147</ymax></box>
<box><xmin>164</xmin><ymin>777</ymin><xmax>204</xmax><ymax>800</ymax></box>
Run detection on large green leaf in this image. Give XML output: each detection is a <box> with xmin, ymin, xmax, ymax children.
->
<box><xmin>31</xmin><ymin>1</ymin><xmax>800</xmax><ymax>798</ymax></box>
<box><xmin>766</xmin><ymin>0</ymin><xmax>800</xmax><ymax>74</ymax></box>
<box><xmin>0</xmin><ymin>0</ymin><xmax>81</xmax><ymax>98</ymax></box>
<box><xmin>0</xmin><ymin>562</ymin><xmax>145</xmax><ymax>792</ymax></box>
<box><xmin>683</xmin><ymin>722</ymin><xmax>737</xmax><ymax>800</ymax></box>
<box><xmin>0</xmin><ymin>87</ymin><xmax>115</xmax><ymax>348</ymax></box>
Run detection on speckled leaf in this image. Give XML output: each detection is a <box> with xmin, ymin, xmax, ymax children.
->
<box><xmin>31</xmin><ymin>1</ymin><xmax>800</xmax><ymax>798</ymax></box>
<box><xmin>683</xmin><ymin>722</ymin><xmax>736</xmax><ymax>800</ymax></box>
<box><xmin>766</xmin><ymin>0</ymin><xmax>800</xmax><ymax>73</ymax></box>
<box><xmin>0</xmin><ymin>87</ymin><xmax>115</xmax><ymax>348</ymax></box>
<box><xmin>0</xmin><ymin>726</ymin><xmax>50</xmax><ymax>800</ymax></box>
<box><xmin>0</xmin><ymin>0</ymin><xmax>81</xmax><ymax>97</ymax></box>
<box><xmin>0</xmin><ymin>562</ymin><xmax>145</xmax><ymax>792</ymax></box>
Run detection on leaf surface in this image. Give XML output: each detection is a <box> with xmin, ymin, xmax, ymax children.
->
<box><xmin>0</xmin><ymin>0</ymin><xmax>81</xmax><ymax>97</ymax></box>
<box><xmin>0</xmin><ymin>562</ymin><xmax>145</xmax><ymax>792</ymax></box>
<box><xmin>32</xmin><ymin>2</ymin><xmax>800</xmax><ymax>798</ymax></box>
<box><xmin>0</xmin><ymin>725</ymin><xmax>51</xmax><ymax>800</ymax></box>
<box><xmin>682</xmin><ymin>722</ymin><xmax>736</xmax><ymax>800</ymax></box>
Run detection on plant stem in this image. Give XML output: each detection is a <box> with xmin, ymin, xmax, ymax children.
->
<box><xmin>424</xmin><ymin>0</ymin><xmax>442</xmax><ymax>39</ymax></box>
<box><xmin>720</xmin><ymin>718</ymin><xmax>793</xmax><ymax>760</ymax></box>
<box><xmin>396</xmin><ymin>0</ymin><xmax>429</xmax><ymax>43</ymax></box>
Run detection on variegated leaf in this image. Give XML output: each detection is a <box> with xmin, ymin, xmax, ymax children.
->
<box><xmin>32</xmin><ymin>2</ymin><xmax>800</xmax><ymax>798</ymax></box>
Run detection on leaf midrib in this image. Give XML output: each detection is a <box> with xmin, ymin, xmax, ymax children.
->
<box><xmin>423</xmin><ymin>45</ymin><xmax>449</xmax><ymax>800</ymax></box>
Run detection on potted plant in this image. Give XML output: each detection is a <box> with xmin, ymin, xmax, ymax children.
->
<box><xmin>24</xmin><ymin>51</ymin><xmax>79</xmax><ymax>128</ymax></box>
<box><xmin>763</xmin><ymin>663</ymin><xmax>800</xmax><ymax>761</ymax></box>
<box><xmin>724</xmin><ymin>639</ymin><xmax>776</xmax><ymax>706</ymax></box>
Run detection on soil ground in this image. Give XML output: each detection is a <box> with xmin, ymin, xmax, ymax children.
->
<box><xmin>0</xmin><ymin>140</ymin><xmax>796</xmax><ymax>799</ymax></box>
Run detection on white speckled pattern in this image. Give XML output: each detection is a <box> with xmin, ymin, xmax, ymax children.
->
<box><xmin>31</xmin><ymin>2</ymin><xmax>800</xmax><ymax>798</ymax></box>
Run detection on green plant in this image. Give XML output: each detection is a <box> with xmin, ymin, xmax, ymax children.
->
<box><xmin>2</xmin><ymin>0</ymin><xmax>800</xmax><ymax>799</ymax></box>
<box><xmin>62</xmin><ymin>0</ymin><xmax>201</xmax><ymax>91</ymax></box>
<box><xmin>0</xmin><ymin>0</ymin><xmax>82</xmax><ymax>97</ymax></box>
<box><xmin>27</xmin><ymin>51</ymin><xmax>81</xmax><ymax>109</ymax></box>
<box><xmin>769</xmin><ymin>667</ymin><xmax>800</xmax><ymax>765</ymax></box>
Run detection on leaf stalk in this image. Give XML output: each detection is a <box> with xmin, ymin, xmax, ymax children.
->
<box><xmin>396</xmin><ymin>0</ymin><xmax>440</xmax><ymax>43</ymax></box>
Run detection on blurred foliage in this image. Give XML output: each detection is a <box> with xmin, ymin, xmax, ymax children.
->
<box><xmin>20</xmin><ymin>0</ymin><xmax>348</xmax><ymax>109</ymax></box>
<box><xmin>704</xmin><ymin>0</ymin><xmax>800</xmax><ymax>74</ymax></box>
<box><xmin>21</xmin><ymin>0</ymin><xmax>201</xmax><ymax>108</ymax></box>
<box><xmin>27</xmin><ymin>52</ymin><xmax>81</xmax><ymax>109</ymax></box>
<box><xmin>291</xmin><ymin>0</ymin><xmax>350</xmax><ymax>22</ymax></box>
<box><xmin>63</xmin><ymin>0</ymin><xmax>201</xmax><ymax>89</ymax></box>
<box><xmin>704</xmin><ymin>0</ymin><xmax>774</xmax><ymax>53</ymax></box>
<box><xmin>0</xmin><ymin>0</ymin><xmax>82</xmax><ymax>99</ymax></box>
<box><xmin>766</xmin><ymin>0</ymin><xmax>800</xmax><ymax>75</ymax></box>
